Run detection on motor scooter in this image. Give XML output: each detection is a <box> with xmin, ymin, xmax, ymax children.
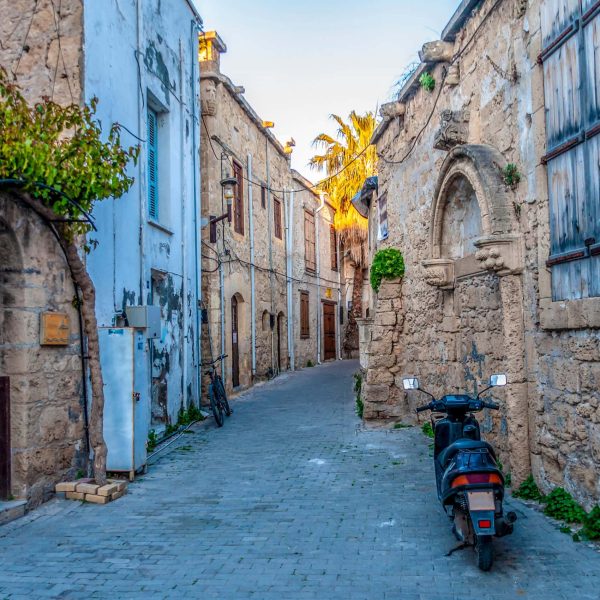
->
<box><xmin>403</xmin><ymin>373</ymin><xmax>517</xmax><ymax>571</ymax></box>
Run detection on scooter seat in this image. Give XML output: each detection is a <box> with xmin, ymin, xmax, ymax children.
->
<box><xmin>438</xmin><ymin>439</ymin><xmax>496</xmax><ymax>468</ymax></box>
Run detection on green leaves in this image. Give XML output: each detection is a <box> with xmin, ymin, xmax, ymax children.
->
<box><xmin>0</xmin><ymin>67</ymin><xmax>139</xmax><ymax>235</ymax></box>
<box><xmin>370</xmin><ymin>248</ymin><xmax>405</xmax><ymax>292</ymax></box>
<box><xmin>542</xmin><ymin>488</ymin><xmax>586</xmax><ymax>524</ymax></box>
<box><xmin>513</xmin><ymin>474</ymin><xmax>544</xmax><ymax>501</ymax></box>
<box><xmin>419</xmin><ymin>72</ymin><xmax>436</xmax><ymax>92</ymax></box>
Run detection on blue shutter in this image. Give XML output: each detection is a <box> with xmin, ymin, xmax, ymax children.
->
<box><xmin>147</xmin><ymin>109</ymin><xmax>159</xmax><ymax>220</ymax></box>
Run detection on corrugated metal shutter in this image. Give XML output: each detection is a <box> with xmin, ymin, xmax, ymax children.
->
<box><xmin>541</xmin><ymin>0</ymin><xmax>600</xmax><ymax>300</ymax></box>
<box><xmin>147</xmin><ymin>109</ymin><xmax>159</xmax><ymax>221</ymax></box>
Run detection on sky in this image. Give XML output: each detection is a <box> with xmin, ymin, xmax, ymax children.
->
<box><xmin>194</xmin><ymin>0</ymin><xmax>459</xmax><ymax>181</ymax></box>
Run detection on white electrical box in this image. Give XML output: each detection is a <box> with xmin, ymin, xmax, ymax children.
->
<box><xmin>125</xmin><ymin>305</ymin><xmax>161</xmax><ymax>339</ymax></box>
<box><xmin>99</xmin><ymin>327</ymin><xmax>150</xmax><ymax>479</ymax></box>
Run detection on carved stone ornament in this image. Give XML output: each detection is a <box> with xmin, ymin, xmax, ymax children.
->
<box><xmin>433</xmin><ymin>109</ymin><xmax>470</xmax><ymax>151</ymax></box>
<box><xmin>379</xmin><ymin>101</ymin><xmax>405</xmax><ymax>119</ymax></box>
<box><xmin>422</xmin><ymin>259</ymin><xmax>455</xmax><ymax>289</ymax></box>
<box><xmin>445</xmin><ymin>63</ymin><xmax>460</xmax><ymax>86</ymax></box>
<box><xmin>473</xmin><ymin>234</ymin><xmax>523</xmax><ymax>275</ymax></box>
<box><xmin>201</xmin><ymin>80</ymin><xmax>217</xmax><ymax>116</ymax></box>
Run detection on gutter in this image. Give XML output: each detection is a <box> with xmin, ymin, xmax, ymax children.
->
<box><xmin>315</xmin><ymin>193</ymin><xmax>326</xmax><ymax>364</ymax></box>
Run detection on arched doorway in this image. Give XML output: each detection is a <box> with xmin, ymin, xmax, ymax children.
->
<box><xmin>422</xmin><ymin>144</ymin><xmax>528</xmax><ymax>482</ymax></box>
<box><xmin>231</xmin><ymin>296</ymin><xmax>240</xmax><ymax>388</ymax></box>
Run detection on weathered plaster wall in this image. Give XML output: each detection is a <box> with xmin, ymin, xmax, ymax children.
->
<box><xmin>363</xmin><ymin>0</ymin><xmax>600</xmax><ymax>505</ymax></box>
<box><xmin>0</xmin><ymin>192</ymin><xmax>86</xmax><ymax>507</ymax></box>
<box><xmin>84</xmin><ymin>0</ymin><xmax>201</xmax><ymax>426</ymax></box>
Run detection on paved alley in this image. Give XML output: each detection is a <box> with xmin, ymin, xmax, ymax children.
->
<box><xmin>1</xmin><ymin>360</ymin><xmax>600</xmax><ymax>599</ymax></box>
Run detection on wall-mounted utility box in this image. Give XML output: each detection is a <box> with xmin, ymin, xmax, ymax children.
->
<box><xmin>125</xmin><ymin>306</ymin><xmax>161</xmax><ymax>339</ymax></box>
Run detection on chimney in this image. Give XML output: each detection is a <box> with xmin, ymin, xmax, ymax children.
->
<box><xmin>199</xmin><ymin>31</ymin><xmax>227</xmax><ymax>74</ymax></box>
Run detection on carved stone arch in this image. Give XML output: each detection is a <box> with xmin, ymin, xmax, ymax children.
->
<box><xmin>424</xmin><ymin>144</ymin><xmax>523</xmax><ymax>287</ymax></box>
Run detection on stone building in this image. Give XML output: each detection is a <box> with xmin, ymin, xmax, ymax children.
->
<box><xmin>361</xmin><ymin>0</ymin><xmax>600</xmax><ymax>506</ymax></box>
<box><xmin>199</xmin><ymin>32</ymin><xmax>344</xmax><ymax>394</ymax></box>
<box><xmin>0</xmin><ymin>0</ymin><xmax>203</xmax><ymax>508</ymax></box>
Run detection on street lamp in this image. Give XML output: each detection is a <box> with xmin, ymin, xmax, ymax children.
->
<box><xmin>209</xmin><ymin>171</ymin><xmax>238</xmax><ymax>242</ymax></box>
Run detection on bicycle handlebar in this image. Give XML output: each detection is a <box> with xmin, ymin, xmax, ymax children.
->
<box><xmin>200</xmin><ymin>353</ymin><xmax>228</xmax><ymax>367</ymax></box>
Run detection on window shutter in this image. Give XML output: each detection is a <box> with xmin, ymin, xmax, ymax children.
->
<box><xmin>330</xmin><ymin>225</ymin><xmax>337</xmax><ymax>271</ymax></box>
<box><xmin>147</xmin><ymin>109</ymin><xmax>159</xmax><ymax>220</ymax></box>
<box><xmin>274</xmin><ymin>198</ymin><xmax>282</xmax><ymax>239</ymax></box>
<box><xmin>540</xmin><ymin>0</ymin><xmax>600</xmax><ymax>300</ymax></box>
<box><xmin>378</xmin><ymin>192</ymin><xmax>389</xmax><ymax>240</ymax></box>
<box><xmin>233</xmin><ymin>161</ymin><xmax>244</xmax><ymax>235</ymax></box>
<box><xmin>261</xmin><ymin>185</ymin><xmax>267</xmax><ymax>209</ymax></box>
<box><xmin>304</xmin><ymin>211</ymin><xmax>316</xmax><ymax>272</ymax></box>
<box><xmin>300</xmin><ymin>292</ymin><xmax>309</xmax><ymax>338</ymax></box>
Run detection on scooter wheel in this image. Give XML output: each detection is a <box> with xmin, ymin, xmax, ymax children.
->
<box><xmin>476</xmin><ymin>535</ymin><xmax>494</xmax><ymax>571</ymax></box>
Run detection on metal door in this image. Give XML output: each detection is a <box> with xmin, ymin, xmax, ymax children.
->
<box><xmin>231</xmin><ymin>296</ymin><xmax>240</xmax><ymax>387</ymax></box>
<box><xmin>0</xmin><ymin>377</ymin><xmax>10</xmax><ymax>499</ymax></box>
<box><xmin>323</xmin><ymin>303</ymin><xmax>336</xmax><ymax>360</ymax></box>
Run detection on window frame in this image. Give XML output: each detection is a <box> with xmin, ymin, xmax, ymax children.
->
<box><xmin>300</xmin><ymin>291</ymin><xmax>310</xmax><ymax>338</ymax></box>
<box><xmin>304</xmin><ymin>210</ymin><xmax>316</xmax><ymax>273</ymax></box>
<box><xmin>377</xmin><ymin>192</ymin><xmax>389</xmax><ymax>241</ymax></box>
<box><xmin>233</xmin><ymin>160</ymin><xmax>244</xmax><ymax>235</ymax></box>
<box><xmin>147</xmin><ymin>108</ymin><xmax>159</xmax><ymax>221</ymax></box>
<box><xmin>273</xmin><ymin>197</ymin><xmax>282</xmax><ymax>240</ymax></box>
<box><xmin>330</xmin><ymin>224</ymin><xmax>338</xmax><ymax>271</ymax></box>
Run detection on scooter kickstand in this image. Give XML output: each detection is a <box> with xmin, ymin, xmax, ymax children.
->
<box><xmin>445</xmin><ymin>542</ymin><xmax>471</xmax><ymax>557</ymax></box>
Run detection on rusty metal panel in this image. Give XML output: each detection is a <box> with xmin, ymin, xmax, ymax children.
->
<box><xmin>548</xmin><ymin>145</ymin><xmax>586</xmax><ymax>254</ymax></box>
<box><xmin>543</xmin><ymin>35</ymin><xmax>582</xmax><ymax>148</ymax></box>
<box><xmin>540</xmin><ymin>0</ymin><xmax>579</xmax><ymax>48</ymax></box>
<box><xmin>40</xmin><ymin>312</ymin><xmax>70</xmax><ymax>346</ymax></box>
<box><xmin>0</xmin><ymin>377</ymin><xmax>10</xmax><ymax>500</ymax></box>
<box><xmin>584</xmin><ymin>12</ymin><xmax>600</xmax><ymax>123</ymax></box>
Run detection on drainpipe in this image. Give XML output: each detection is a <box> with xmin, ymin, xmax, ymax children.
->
<box><xmin>285</xmin><ymin>189</ymin><xmax>295</xmax><ymax>371</ymax></box>
<box><xmin>337</xmin><ymin>226</ymin><xmax>342</xmax><ymax>360</ymax></box>
<box><xmin>220</xmin><ymin>261</ymin><xmax>225</xmax><ymax>382</ymax></box>
<box><xmin>136</xmin><ymin>0</ymin><xmax>145</xmax><ymax>304</ymax></box>
<box><xmin>266</xmin><ymin>135</ymin><xmax>275</xmax><ymax>375</ymax></box>
<box><xmin>248</xmin><ymin>154</ymin><xmax>256</xmax><ymax>379</ymax></box>
<box><xmin>315</xmin><ymin>193</ymin><xmax>325</xmax><ymax>364</ymax></box>
<box><xmin>190</xmin><ymin>19</ymin><xmax>202</xmax><ymax>404</ymax></box>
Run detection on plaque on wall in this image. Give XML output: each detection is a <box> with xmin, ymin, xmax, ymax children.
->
<box><xmin>40</xmin><ymin>312</ymin><xmax>70</xmax><ymax>346</ymax></box>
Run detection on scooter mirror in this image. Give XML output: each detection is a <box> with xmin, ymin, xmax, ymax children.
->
<box><xmin>490</xmin><ymin>373</ymin><xmax>507</xmax><ymax>387</ymax></box>
<box><xmin>403</xmin><ymin>377</ymin><xmax>419</xmax><ymax>390</ymax></box>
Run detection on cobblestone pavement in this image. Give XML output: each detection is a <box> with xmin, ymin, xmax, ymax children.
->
<box><xmin>1</xmin><ymin>359</ymin><xmax>600</xmax><ymax>599</ymax></box>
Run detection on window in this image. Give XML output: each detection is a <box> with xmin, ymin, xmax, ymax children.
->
<box><xmin>377</xmin><ymin>192</ymin><xmax>388</xmax><ymax>241</ymax></box>
<box><xmin>540</xmin><ymin>0</ymin><xmax>600</xmax><ymax>300</ymax></box>
<box><xmin>304</xmin><ymin>210</ymin><xmax>316</xmax><ymax>272</ymax></box>
<box><xmin>233</xmin><ymin>161</ymin><xmax>244</xmax><ymax>235</ymax></box>
<box><xmin>274</xmin><ymin>197</ymin><xmax>282</xmax><ymax>239</ymax></box>
<box><xmin>330</xmin><ymin>224</ymin><xmax>338</xmax><ymax>271</ymax></box>
<box><xmin>261</xmin><ymin>185</ymin><xmax>267</xmax><ymax>209</ymax></box>
<box><xmin>147</xmin><ymin>108</ymin><xmax>159</xmax><ymax>220</ymax></box>
<box><xmin>300</xmin><ymin>291</ymin><xmax>309</xmax><ymax>338</ymax></box>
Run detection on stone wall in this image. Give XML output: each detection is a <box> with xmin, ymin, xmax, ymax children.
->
<box><xmin>0</xmin><ymin>192</ymin><xmax>86</xmax><ymax>507</ymax></box>
<box><xmin>0</xmin><ymin>0</ymin><xmax>83</xmax><ymax>105</ymax></box>
<box><xmin>363</xmin><ymin>0</ymin><xmax>600</xmax><ymax>506</ymax></box>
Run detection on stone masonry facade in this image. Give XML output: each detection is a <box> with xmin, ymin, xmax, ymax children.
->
<box><xmin>361</xmin><ymin>0</ymin><xmax>600</xmax><ymax>507</ymax></box>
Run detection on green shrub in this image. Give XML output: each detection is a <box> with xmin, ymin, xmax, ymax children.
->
<box><xmin>354</xmin><ymin>372</ymin><xmax>364</xmax><ymax>419</ymax></box>
<box><xmin>421</xmin><ymin>422</ymin><xmax>434</xmax><ymax>438</ymax></box>
<box><xmin>147</xmin><ymin>429</ymin><xmax>158</xmax><ymax>452</ymax></box>
<box><xmin>306</xmin><ymin>360</ymin><xmax>314</xmax><ymax>368</ymax></box>
<box><xmin>419</xmin><ymin>72</ymin><xmax>436</xmax><ymax>92</ymax></box>
<box><xmin>502</xmin><ymin>163</ymin><xmax>521</xmax><ymax>188</ymax></box>
<box><xmin>370</xmin><ymin>248</ymin><xmax>405</xmax><ymax>293</ymax></box>
<box><xmin>513</xmin><ymin>474</ymin><xmax>544</xmax><ymax>501</ymax></box>
<box><xmin>543</xmin><ymin>488</ymin><xmax>586</xmax><ymax>523</ymax></box>
<box><xmin>582</xmin><ymin>506</ymin><xmax>600</xmax><ymax>540</ymax></box>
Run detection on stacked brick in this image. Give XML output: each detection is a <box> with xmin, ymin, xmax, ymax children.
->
<box><xmin>55</xmin><ymin>479</ymin><xmax>127</xmax><ymax>504</ymax></box>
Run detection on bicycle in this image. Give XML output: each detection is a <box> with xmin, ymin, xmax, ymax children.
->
<box><xmin>201</xmin><ymin>354</ymin><xmax>232</xmax><ymax>427</ymax></box>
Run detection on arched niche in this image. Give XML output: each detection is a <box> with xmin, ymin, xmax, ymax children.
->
<box><xmin>423</xmin><ymin>144</ymin><xmax>523</xmax><ymax>288</ymax></box>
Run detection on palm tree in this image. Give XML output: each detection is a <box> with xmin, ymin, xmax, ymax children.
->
<box><xmin>310</xmin><ymin>111</ymin><xmax>377</xmax><ymax>357</ymax></box>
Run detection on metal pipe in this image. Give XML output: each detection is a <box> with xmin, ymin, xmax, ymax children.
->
<box><xmin>265</xmin><ymin>134</ymin><xmax>275</xmax><ymax>375</ymax></box>
<box><xmin>219</xmin><ymin>261</ymin><xmax>226</xmax><ymax>383</ymax></box>
<box><xmin>248</xmin><ymin>154</ymin><xmax>256</xmax><ymax>378</ymax></box>
<box><xmin>337</xmin><ymin>225</ymin><xmax>342</xmax><ymax>360</ymax></box>
<box><xmin>285</xmin><ymin>190</ymin><xmax>295</xmax><ymax>370</ymax></box>
<box><xmin>315</xmin><ymin>193</ymin><xmax>326</xmax><ymax>364</ymax></box>
<box><xmin>136</xmin><ymin>0</ymin><xmax>145</xmax><ymax>304</ymax></box>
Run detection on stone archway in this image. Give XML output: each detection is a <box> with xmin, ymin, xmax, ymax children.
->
<box><xmin>422</xmin><ymin>144</ymin><xmax>530</xmax><ymax>484</ymax></box>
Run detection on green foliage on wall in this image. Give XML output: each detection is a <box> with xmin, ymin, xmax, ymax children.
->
<box><xmin>502</xmin><ymin>163</ymin><xmax>521</xmax><ymax>188</ymax></box>
<box><xmin>0</xmin><ymin>67</ymin><xmax>139</xmax><ymax>235</ymax></box>
<box><xmin>513</xmin><ymin>474</ymin><xmax>544</xmax><ymax>501</ymax></box>
<box><xmin>370</xmin><ymin>248</ymin><xmax>405</xmax><ymax>293</ymax></box>
<box><xmin>543</xmin><ymin>488</ymin><xmax>586</xmax><ymax>523</ymax></box>
<box><xmin>419</xmin><ymin>72</ymin><xmax>436</xmax><ymax>92</ymax></box>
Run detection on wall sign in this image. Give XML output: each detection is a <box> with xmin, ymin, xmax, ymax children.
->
<box><xmin>325</xmin><ymin>287</ymin><xmax>332</xmax><ymax>299</ymax></box>
<box><xmin>40</xmin><ymin>312</ymin><xmax>70</xmax><ymax>346</ymax></box>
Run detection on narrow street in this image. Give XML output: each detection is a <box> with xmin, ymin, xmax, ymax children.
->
<box><xmin>1</xmin><ymin>360</ymin><xmax>600</xmax><ymax>599</ymax></box>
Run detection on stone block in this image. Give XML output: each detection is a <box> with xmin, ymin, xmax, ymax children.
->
<box><xmin>108</xmin><ymin>479</ymin><xmax>127</xmax><ymax>493</ymax></box>
<box><xmin>363</xmin><ymin>383</ymin><xmax>391</xmax><ymax>404</ymax></box>
<box><xmin>55</xmin><ymin>481</ymin><xmax>76</xmax><ymax>493</ymax></box>
<box><xmin>84</xmin><ymin>494</ymin><xmax>110</xmax><ymax>505</ymax></box>
<box><xmin>366</xmin><ymin>369</ymin><xmax>394</xmax><ymax>385</ymax></box>
<box><xmin>97</xmin><ymin>483</ymin><xmax>119</xmax><ymax>497</ymax></box>
<box><xmin>375</xmin><ymin>311</ymin><xmax>397</xmax><ymax>327</ymax></box>
<box><xmin>111</xmin><ymin>490</ymin><xmax>126</xmax><ymax>501</ymax></box>
<box><xmin>76</xmin><ymin>482</ymin><xmax>99</xmax><ymax>495</ymax></box>
<box><xmin>65</xmin><ymin>491</ymin><xmax>85</xmax><ymax>500</ymax></box>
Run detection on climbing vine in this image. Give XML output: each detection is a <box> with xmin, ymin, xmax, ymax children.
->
<box><xmin>370</xmin><ymin>248</ymin><xmax>405</xmax><ymax>293</ymax></box>
<box><xmin>0</xmin><ymin>67</ymin><xmax>139</xmax><ymax>485</ymax></box>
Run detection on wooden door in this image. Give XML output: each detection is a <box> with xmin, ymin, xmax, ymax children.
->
<box><xmin>231</xmin><ymin>297</ymin><xmax>240</xmax><ymax>387</ymax></box>
<box><xmin>0</xmin><ymin>377</ymin><xmax>10</xmax><ymax>500</ymax></box>
<box><xmin>323</xmin><ymin>303</ymin><xmax>336</xmax><ymax>361</ymax></box>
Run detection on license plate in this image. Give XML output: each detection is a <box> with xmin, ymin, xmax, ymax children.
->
<box><xmin>467</xmin><ymin>491</ymin><xmax>495</xmax><ymax>511</ymax></box>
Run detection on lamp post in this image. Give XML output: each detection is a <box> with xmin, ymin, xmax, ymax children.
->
<box><xmin>209</xmin><ymin>172</ymin><xmax>237</xmax><ymax>242</ymax></box>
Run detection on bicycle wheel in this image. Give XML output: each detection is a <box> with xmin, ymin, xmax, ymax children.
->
<box><xmin>209</xmin><ymin>385</ymin><xmax>224</xmax><ymax>427</ymax></box>
<box><xmin>214</xmin><ymin>375</ymin><xmax>232</xmax><ymax>416</ymax></box>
